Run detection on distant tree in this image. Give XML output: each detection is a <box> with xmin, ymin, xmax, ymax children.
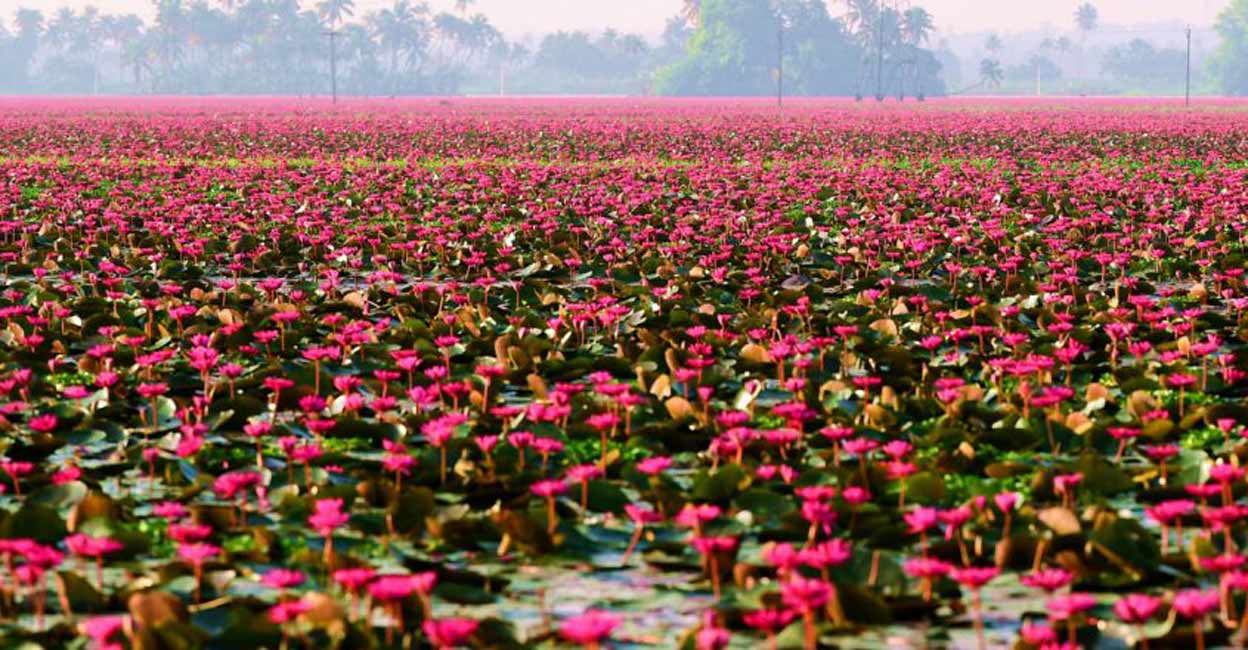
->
<box><xmin>984</xmin><ymin>32</ymin><xmax>1002</xmax><ymax>53</ymax></box>
<box><xmin>1074</xmin><ymin>2</ymin><xmax>1099</xmax><ymax>36</ymax></box>
<box><xmin>1007</xmin><ymin>54</ymin><xmax>1060</xmax><ymax>94</ymax></box>
<box><xmin>976</xmin><ymin>58</ymin><xmax>1003</xmax><ymax>88</ymax></box>
<box><xmin>151</xmin><ymin>0</ymin><xmax>188</xmax><ymax>86</ymax></box>
<box><xmin>682</xmin><ymin>0</ymin><xmax>702</xmax><ymax>27</ymax></box>
<box><xmin>1101</xmin><ymin>38</ymin><xmax>1185</xmax><ymax>86</ymax></box>
<box><xmin>1213</xmin><ymin>0</ymin><xmax>1248</xmax><ymax>94</ymax></box>
<box><xmin>901</xmin><ymin>7</ymin><xmax>933</xmax><ymax>46</ymax></box>
<box><xmin>657</xmin><ymin>15</ymin><xmax>692</xmax><ymax>59</ymax></box>
<box><xmin>12</xmin><ymin>8</ymin><xmax>45</xmax><ymax>89</ymax></box>
<box><xmin>368</xmin><ymin>0</ymin><xmax>430</xmax><ymax>92</ymax></box>
<box><xmin>933</xmin><ymin>39</ymin><xmax>961</xmax><ymax>90</ymax></box>
<box><xmin>841</xmin><ymin>0</ymin><xmax>879</xmax><ymax>41</ymax></box>
<box><xmin>655</xmin><ymin>0</ymin><xmax>904</xmax><ymax>97</ymax></box>
<box><xmin>101</xmin><ymin>13</ymin><xmax>144</xmax><ymax>85</ymax></box>
<box><xmin>1074</xmin><ymin>2</ymin><xmax>1098</xmax><ymax>80</ymax></box>
<box><xmin>317</xmin><ymin>0</ymin><xmax>355</xmax><ymax>28</ymax></box>
<box><xmin>950</xmin><ymin>57</ymin><xmax>1002</xmax><ymax>94</ymax></box>
<box><xmin>42</xmin><ymin>6</ymin><xmax>106</xmax><ymax>92</ymax></box>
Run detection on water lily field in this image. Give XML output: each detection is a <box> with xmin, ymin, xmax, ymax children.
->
<box><xmin>1</xmin><ymin>97</ymin><xmax>1248</xmax><ymax>649</ymax></box>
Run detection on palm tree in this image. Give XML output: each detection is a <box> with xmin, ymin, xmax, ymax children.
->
<box><xmin>15</xmin><ymin>7</ymin><xmax>45</xmax><ymax>44</ymax></box>
<box><xmin>340</xmin><ymin>21</ymin><xmax>379</xmax><ymax>93</ymax></box>
<box><xmin>895</xmin><ymin>7</ymin><xmax>932</xmax><ymax>101</ymax></box>
<box><xmin>901</xmin><ymin>7</ymin><xmax>933</xmax><ymax>46</ymax></box>
<box><xmin>121</xmin><ymin>37</ymin><xmax>154</xmax><ymax>88</ymax></box>
<box><xmin>984</xmin><ymin>32</ymin><xmax>1002</xmax><ymax>54</ymax></box>
<box><xmin>1075</xmin><ymin>2</ymin><xmax>1098</xmax><ymax>36</ymax></box>
<box><xmin>152</xmin><ymin>0</ymin><xmax>188</xmax><ymax>86</ymax></box>
<box><xmin>1074</xmin><ymin>2</ymin><xmax>1098</xmax><ymax>80</ymax></box>
<box><xmin>681</xmin><ymin>0</ymin><xmax>701</xmax><ymax>27</ymax></box>
<box><xmin>953</xmin><ymin>57</ymin><xmax>1003</xmax><ymax>94</ymax></box>
<box><xmin>317</xmin><ymin>0</ymin><xmax>355</xmax><ymax>28</ymax></box>
<box><xmin>44</xmin><ymin>7</ymin><xmax>105</xmax><ymax>92</ymax></box>
<box><xmin>842</xmin><ymin>0</ymin><xmax>880</xmax><ymax>43</ymax></box>
<box><xmin>368</xmin><ymin>0</ymin><xmax>428</xmax><ymax>92</ymax></box>
<box><xmin>102</xmin><ymin>14</ymin><xmax>145</xmax><ymax>85</ymax></box>
<box><xmin>979</xmin><ymin>58</ymin><xmax>1003</xmax><ymax>87</ymax></box>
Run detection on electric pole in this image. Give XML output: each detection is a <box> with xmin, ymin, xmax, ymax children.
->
<box><xmin>324</xmin><ymin>29</ymin><xmax>339</xmax><ymax>104</ymax></box>
<box><xmin>875</xmin><ymin>2</ymin><xmax>885</xmax><ymax>101</ymax></box>
<box><xmin>1185</xmin><ymin>26</ymin><xmax>1192</xmax><ymax>108</ymax></box>
<box><xmin>777</xmin><ymin>18</ymin><xmax>784</xmax><ymax>109</ymax></box>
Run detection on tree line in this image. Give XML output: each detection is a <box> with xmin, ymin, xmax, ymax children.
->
<box><xmin>0</xmin><ymin>0</ymin><xmax>963</xmax><ymax>98</ymax></box>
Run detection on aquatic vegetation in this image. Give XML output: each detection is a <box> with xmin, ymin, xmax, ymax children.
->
<box><xmin>0</xmin><ymin>97</ymin><xmax>1247</xmax><ymax>648</ymax></box>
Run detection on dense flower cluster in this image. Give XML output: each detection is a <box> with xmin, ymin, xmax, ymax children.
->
<box><xmin>0</xmin><ymin>97</ymin><xmax>1247</xmax><ymax>648</ymax></box>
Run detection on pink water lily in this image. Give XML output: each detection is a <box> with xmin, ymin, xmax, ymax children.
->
<box><xmin>0</xmin><ymin>97</ymin><xmax>1245</xmax><ymax>649</ymax></box>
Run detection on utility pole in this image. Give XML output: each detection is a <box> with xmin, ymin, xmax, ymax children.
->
<box><xmin>777</xmin><ymin>19</ymin><xmax>784</xmax><ymax>109</ymax></box>
<box><xmin>1185</xmin><ymin>26</ymin><xmax>1192</xmax><ymax>108</ymax></box>
<box><xmin>875</xmin><ymin>1</ymin><xmax>885</xmax><ymax>101</ymax></box>
<box><xmin>324</xmin><ymin>29</ymin><xmax>339</xmax><ymax>104</ymax></box>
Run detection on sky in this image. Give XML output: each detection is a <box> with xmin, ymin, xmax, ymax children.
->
<box><xmin>5</xmin><ymin>0</ymin><xmax>1230</xmax><ymax>37</ymax></box>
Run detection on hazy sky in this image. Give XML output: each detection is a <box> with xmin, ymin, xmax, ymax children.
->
<box><xmin>6</xmin><ymin>0</ymin><xmax>1229</xmax><ymax>36</ymax></box>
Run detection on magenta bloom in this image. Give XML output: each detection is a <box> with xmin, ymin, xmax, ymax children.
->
<box><xmin>177</xmin><ymin>542</ymin><xmax>220</xmax><ymax>566</ymax></box>
<box><xmin>1172</xmin><ymin>589</ymin><xmax>1219</xmax><ymax>619</ymax></box>
<box><xmin>267</xmin><ymin>600</ymin><xmax>312</xmax><ymax>624</ymax></box>
<box><xmin>261</xmin><ymin>568</ymin><xmax>305</xmax><ymax>590</ymax></box>
<box><xmin>65</xmin><ymin>533</ymin><xmax>123</xmax><ymax>559</ymax></box>
<box><xmin>1114</xmin><ymin>593</ymin><xmax>1163</xmax><ymax>623</ymax></box>
<box><xmin>949</xmin><ymin>566</ymin><xmax>999</xmax><ymax>589</ymax></box>
<box><xmin>558</xmin><ymin>610</ymin><xmax>621</xmax><ymax>646</ymax></box>
<box><xmin>1046</xmin><ymin>593</ymin><xmax>1098</xmax><ymax>620</ymax></box>
<box><xmin>308</xmin><ymin>498</ymin><xmax>350</xmax><ymax>535</ymax></box>
<box><xmin>780</xmin><ymin>575</ymin><xmax>832</xmax><ymax>612</ymax></box>
<box><xmin>422</xmin><ymin>617</ymin><xmax>479</xmax><ymax>648</ymax></box>
<box><xmin>635</xmin><ymin>456</ymin><xmax>673</xmax><ymax>475</ymax></box>
<box><xmin>530</xmin><ymin>478</ymin><xmax>568</xmax><ymax>498</ymax></box>
<box><xmin>333</xmin><ymin>567</ymin><xmax>376</xmax><ymax>592</ymax></box>
<box><xmin>81</xmin><ymin>615</ymin><xmax>127</xmax><ymax>646</ymax></box>
<box><xmin>1021</xmin><ymin>568</ymin><xmax>1073</xmax><ymax>593</ymax></box>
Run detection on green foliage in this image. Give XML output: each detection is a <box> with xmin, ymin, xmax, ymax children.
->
<box><xmin>656</xmin><ymin>0</ymin><xmax>944</xmax><ymax>98</ymax></box>
<box><xmin>1102</xmin><ymin>39</ymin><xmax>1186</xmax><ymax>86</ymax></box>
<box><xmin>1213</xmin><ymin>0</ymin><xmax>1248</xmax><ymax>94</ymax></box>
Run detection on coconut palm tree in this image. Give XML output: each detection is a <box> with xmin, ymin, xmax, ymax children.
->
<box><xmin>979</xmin><ymin>58</ymin><xmax>1003</xmax><ymax>87</ymax></box>
<box><xmin>120</xmin><ymin>34</ymin><xmax>156</xmax><ymax>88</ymax></box>
<box><xmin>15</xmin><ymin>7</ymin><xmax>45</xmax><ymax>37</ymax></box>
<box><xmin>1075</xmin><ymin>2</ymin><xmax>1098</xmax><ymax>36</ymax></box>
<box><xmin>841</xmin><ymin>0</ymin><xmax>880</xmax><ymax>44</ymax></box>
<box><xmin>901</xmin><ymin>7</ymin><xmax>933</xmax><ymax>46</ymax></box>
<box><xmin>953</xmin><ymin>57</ymin><xmax>1003</xmax><ymax>94</ymax></box>
<box><xmin>11</xmin><ymin>8</ymin><xmax>44</xmax><ymax>88</ymax></box>
<box><xmin>1074</xmin><ymin>2</ymin><xmax>1098</xmax><ymax>80</ymax></box>
<box><xmin>152</xmin><ymin>0</ymin><xmax>188</xmax><ymax>85</ymax></box>
<box><xmin>317</xmin><ymin>0</ymin><xmax>355</xmax><ymax>28</ymax></box>
<box><xmin>984</xmin><ymin>32</ymin><xmax>1002</xmax><ymax>54</ymax></box>
<box><xmin>102</xmin><ymin>14</ymin><xmax>144</xmax><ymax>85</ymax></box>
<box><xmin>892</xmin><ymin>7</ymin><xmax>932</xmax><ymax>101</ymax></box>
<box><xmin>681</xmin><ymin>0</ymin><xmax>701</xmax><ymax>27</ymax></box>
<box><xmin>368</xmin><ymin>0</ymin><xmax>429</xmax><ymax>92</ymax></box>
